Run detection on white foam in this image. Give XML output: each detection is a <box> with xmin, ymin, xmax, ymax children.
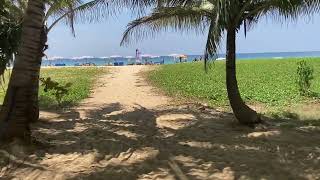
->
<box><xmin>168</xmin><ymin>53</ymin><xmax>180</xmax><ymax>57</ymax></box>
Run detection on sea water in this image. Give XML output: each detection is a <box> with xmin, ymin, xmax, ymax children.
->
<box><xmin>42</xmin><ymin>51</ymin><xmax>320</xmax><ymax>66</ymax></box>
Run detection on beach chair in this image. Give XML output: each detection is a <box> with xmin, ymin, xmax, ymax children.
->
<box><xmin>55</xmin><ymin>63</ymin><xmax>66</xmax><ymax>66</ymax></box>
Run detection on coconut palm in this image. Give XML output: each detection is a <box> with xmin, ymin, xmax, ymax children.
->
<box><xmin>0</xmin><ymin>0</ymin><xmax>98</xmax><ymax>141</ymax></box>
<box><xmin>121</xmin><ymin>0</ymin><xmax>319</xmax><ymax>125</ymax></box>
<box><xmin>1</xmin><ymin>0</ymin><xmax>87</xmax><ymax>59</ymax></box>
<box><xmin>0</xmin><ymin>0</ymin><xmax>46</xmax><ymax>141</ymax></box>
<box><xmin>0</xmin><ymin>0</ymin><xmax>159</xmax><ymax>141</ymax></box>
<box><xmin>0</xmin><ymin>0</ymin><xmax>87</xmax><ymax>140</ymax></box>
<box><xmin>0</xmin><ymin>0</ymin><xmax>91</xmax><ymax>81</ymax></box>
<box><xmin>0</xmin><ymin>0</ymin><xmax>98</xmax><ymax>132</ymax></box>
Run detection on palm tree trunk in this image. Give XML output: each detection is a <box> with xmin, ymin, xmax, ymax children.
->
<box><xmin>226</xmin><ymin>27</ymin><xmax>260</xmax><ymax>125</ymax></box>
<box><xmin>0</xmin><ymin>0</ymin><xmax>46</xmax><ymax>141</ymax></box>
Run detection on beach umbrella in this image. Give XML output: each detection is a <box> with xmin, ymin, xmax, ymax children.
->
<box><xmin>141</xmin><ymin>54</ymin><xmax>153</xmax><ymax>58</ymax></box>
<box><xmin>47</xmin><ymin>56</ymin><xmax>64</xmax><ymax>60</ymax></box>
<box><xmin>168</xmin><ymin>53</ymin><xmax>180</xmax><ymax>57</ymax></box>
<box><xmin>110</xmin><ymin>55</ymin><xmax>123</xmax><ymax>63</ymax></box>
<box><xmin>177</xmin><ymin>54</ymin><xmax>187</xmax><ymax>59</ymax></box>
<box><xmin>110</xmin><ymin>55</ymin><xmax>122</xmax><ymax>58</ymax></box>
<box><xmin>71</xmin><ymin>57</ymin><xmax>81</xmax><ymax>60</ymax></box>
<box><xmin>71</xmin><ymin>56</ymin><xmax>94</xmax><ymax>60</ymax></box>
<box><xmin>125</xmin><ymin>56</ymin><xmax>134</xmax><ymax>64</ymax></box>
<box><xmin>47</xmin><ymin>56</ymin><xmax>64</xmax><ymax>66</ymax></box>
<box><xmin>72</xmin><ymin>56</ymin><xmax>94</xmax><ymax>64</ymax></box>
<box><xmin>84</xmin><ymin>56</ymin><xmax>95</xmax><ymax>64</ymax></box>
<box><xmin>141</xmin><ymin>54</ymin><xmax>154</xmax><ymax>64</ymax></box>
<box><xmin>73</xmin><ymin>56</ymin><xmax>94</xmax><ymax>59</ymax></box>
<box><xmin>174</xmin><ymin>54</ymin><xmax>187</xmax><ymax>63</ymax></box>
<box><xmin>100</xmin><ymin>57</ymin><xmax>109</xmax><ymax>65</ymax></box>
<box><xmin>110</xmin><ymin>55</ymin><xmax>123</xmax><ymax>66</ymax></box>
<box><xmin>71</xmin><ymin>57</ymin><xmax>82</xmax><ymax>64</ymax></box>
<box><xmin>168</xmin><ymin>53</ymin><xmax>180</xmax><ymax>62</ymax></box>
<box><xmin>177</xmin><ymin>54</ymin><xmax>188</xmax><ymax>62</ymax></box>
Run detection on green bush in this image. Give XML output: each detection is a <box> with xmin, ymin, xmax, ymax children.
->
<box><xmin>40</xmin><ymin>77</ymin><xmax>72</xmax><ymax>107</ymax></box>
<box><xmin>296</xmin><ymin>60</ymin><xmax>314</xmax><ymax>96</ymax></box>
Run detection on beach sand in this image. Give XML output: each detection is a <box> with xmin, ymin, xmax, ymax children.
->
<box><xmin>1</xmin><ymin>66</ymin><xmax>319</xmax><ymax>179</ymax></box>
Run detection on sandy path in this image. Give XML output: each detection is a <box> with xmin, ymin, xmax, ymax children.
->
<box><xmin>78</xmin><ymin>66</ymin><xmax>169</xmax><ymax>117</ymax></box>
<box><xmin>1</xmin><ymin>66</ymin><xmax>320</xmax><ymax>180</ymax></box>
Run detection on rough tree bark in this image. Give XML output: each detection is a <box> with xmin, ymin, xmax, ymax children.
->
<box><xmin>0</xmin><ymin>0</ymin><xmax>46</xmax><ymax>141</ymax></box>
<box><xmin>225</xmin><ymin>27</ymin><xmax>261</xmax><ymax>125</ymax></box>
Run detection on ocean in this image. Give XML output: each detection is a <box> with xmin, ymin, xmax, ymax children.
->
<box><xmin>42</xmin><ymin>51</ymin><xmax>320</xmax><ymax>66</ymax></box>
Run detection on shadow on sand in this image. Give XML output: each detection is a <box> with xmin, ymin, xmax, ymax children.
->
<box><xmin>1</xmin><ymin>103</ymin><xmax>320</xmax><ymax>179</ymax></box>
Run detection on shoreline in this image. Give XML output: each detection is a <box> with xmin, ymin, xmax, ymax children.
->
<box><xmin>5</xmin><ymin>57</ymin><xmax>320</xmax><ymax>69</ymax></box>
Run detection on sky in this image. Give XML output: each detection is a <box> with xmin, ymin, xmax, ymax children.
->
<box><xmin>46</xmin><ymin>13</ymin><xmax>320</xmax><ymax>58</ymax></box>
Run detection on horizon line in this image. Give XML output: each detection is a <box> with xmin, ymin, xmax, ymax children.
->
<box><xmin>46</xmin><ymin>50</ymin><xmax>320</xmax><ymax>59</ymax></box>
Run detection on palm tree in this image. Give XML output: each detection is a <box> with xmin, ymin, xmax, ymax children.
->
<box><xmin>0</xmin><ymin>0</ymin><xmax>98</xmax><ymax>141</ymax></box>
<box><xmin>0</xmin><ymin>0</ymin><xmax>46</xmax><ymax>141</ymax></box>
<box><xmin>121</xmin><ymin>0</ymin><xmax>318</xmax><ymax>125</ymax></box>
<box><xmin>0</xmin><ymin>0</ymin><xmax>158</xmax><ymax>141</ymax></box>
<box><xmin>0</xmin><ymin>0</ymin><xmax>88</xmax><ymax>70</ymax></box>
<box><xmin>0</xmin><ymin>0</ymin><xmax>98</xmax><ymax>129</ymax></box>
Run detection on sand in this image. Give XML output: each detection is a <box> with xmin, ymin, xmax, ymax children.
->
<box><xmin>0</xmin><ymin>66</ymin><xmax>319</xmax><ymax>180</ymax></box>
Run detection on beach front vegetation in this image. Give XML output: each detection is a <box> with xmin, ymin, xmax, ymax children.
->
<box><xmin>40</xmin><ymin>68</ymin><xmax>105</xmax><ymax>108</ymax></box>
<box><xmin>0</xmin><ymin>68</ymin><xmax>105</xmax><ymax>108</ymax></box>
<box><xmin>148</xmin><ymin>58</ymin><xmax>320</xmax><ymax>110</ymax></box>
<box><xmin>296</xmin><ymin>60</ymin><xmax>315</xmax><ymax>96</ymax></box>
<box><xmin>121</xmin><ymin>0</ymin><xmax>320</xmax><ymax>125</ymax></box>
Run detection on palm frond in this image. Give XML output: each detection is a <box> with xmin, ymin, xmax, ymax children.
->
<box><xmin>204</xmin><ymin>20</ymin><xmax>223</xmax><ymax>71</ymax></box>
<box><xmin>69</xmin><ymin>0</ymin><xmax>158</xmax><ymax>23</ymax></box>
<box><xmin>121</xmin><ymin>6</ymin><xmax>210</xmax><ymax>46</ymax></box>
<box><xmin>243</xmin><ymin>0</ymin><xmax>319</xmax><ymax>24</ymax></box>
<box><xmin>46</xmin><ymin>0</ymin><xmax>83</xmax><ymax>35</ymax></box>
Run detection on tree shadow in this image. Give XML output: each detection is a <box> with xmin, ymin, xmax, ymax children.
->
<box><xmin>269</xmin><ymin>110</ymin><xmax>320</xmax><ymax>128</ymax></box>
<box><xmin>39</xmin><ymin>95</ymin><xmax>77</xmax><ymax>109</ymax></box>
<box><xmin>1</xmin><ymin>103</ymin><xmax>320</xmax><ymax>179</ymax></box>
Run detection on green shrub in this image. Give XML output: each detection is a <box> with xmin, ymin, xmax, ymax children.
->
<box><xmin>296</xmin><ymin>60</ymin><xmax>314</xmax><ymax>96</ymax></box>
<box><xmin>40</xmin><ymin>77</ymin><xmax>72</xmax><ymax>107</ymax></box>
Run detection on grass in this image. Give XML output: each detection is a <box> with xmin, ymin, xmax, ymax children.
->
<box><xmin>147</xmin><ymin>58</ymin><xmax>320</xmax><ymax>110</ymax></box>
<box><xmin>0</xmin><ymin>67</ymin><xmax>106</xmax><ymax>109</ymax></box>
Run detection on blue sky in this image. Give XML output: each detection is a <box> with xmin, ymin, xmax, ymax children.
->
<box><xmin>47</xmin><ymin>13</ymin><xmax>320</xmax><ymax>58</ymax></box>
